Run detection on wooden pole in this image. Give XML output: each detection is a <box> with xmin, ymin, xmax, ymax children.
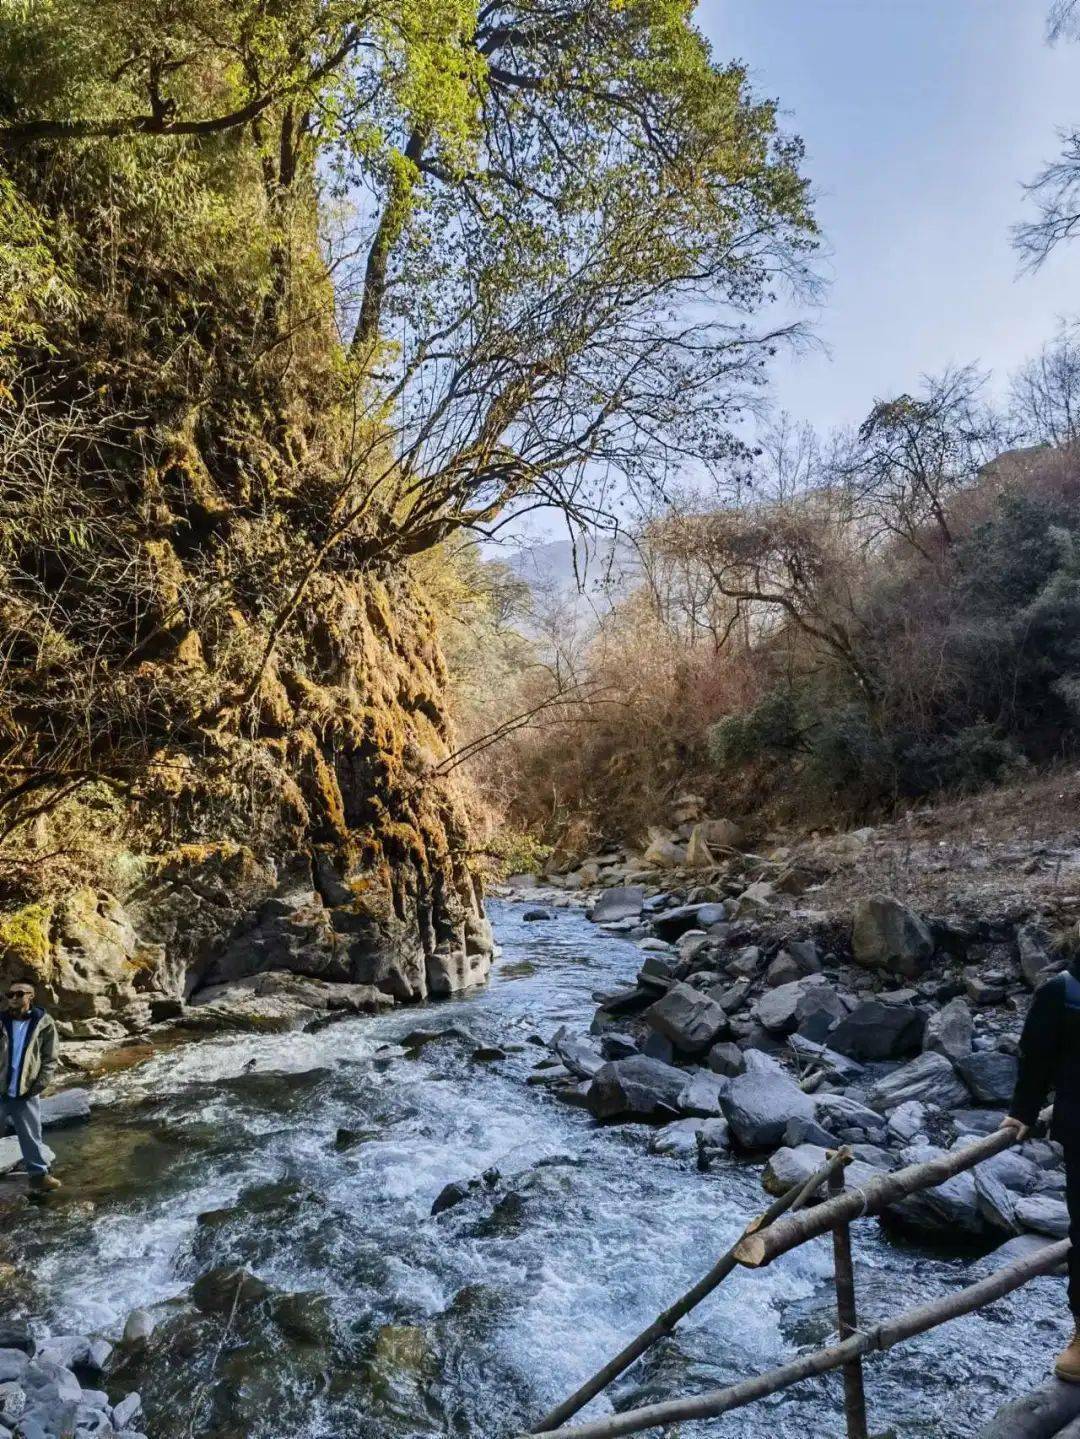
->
<box><xmin>829</xmin><ymin>1166</ymin><xmax>868</xmax><ymax>1439</ymax></box>
<box><xmin>532</xmin><ymin>1149</ymin><xmax>853</xmax><ymax>1432</ymax></box>
<box><xmin>519</xmin><ymin>1239</ymin><xmax>1069</xmax><ymax>1439</ymax></box>
<box><xmin>735</xmin><ymin>1125</ymin><xmax>1021</xmax><ymax>1270</ymax></box>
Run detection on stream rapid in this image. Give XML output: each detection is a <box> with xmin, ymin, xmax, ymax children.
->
<box><xmin>3</xmin><ymin>901</ymin><xmax>1067</xmax><ymax>1438</ymax></box>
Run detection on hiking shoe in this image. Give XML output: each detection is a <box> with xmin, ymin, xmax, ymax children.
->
<box><xmin>29</xmin><ymin>1174</ymin><xmax>61</xmax><ymax>1192</ymax></box>
<box><xmin>1055</xmin><ymin>1324</ymin><xmax>1080</xmax><ymax>1382</ymax></box>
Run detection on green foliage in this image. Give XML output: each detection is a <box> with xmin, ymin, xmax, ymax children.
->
<box><xmin>708</xmin><ymin>689</ymin><xmax>801</xmax><ymax>769</ymax></box>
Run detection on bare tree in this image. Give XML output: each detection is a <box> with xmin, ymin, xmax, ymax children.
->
<box><xmin>1015</xmin><ymin>2</ymin><xmax>1080</xmax><ymax>266</ymax></box>
<box><xmin>1010</xmin><ymin>321</ymin><xmax>1080</xmax><ymax>446</ymax></box>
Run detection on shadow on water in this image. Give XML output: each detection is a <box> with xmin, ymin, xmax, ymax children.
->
<box><xmin>3</xmin><ymin>900</ymin><xmax>1068</xmax><ymax>1438</ymax></box>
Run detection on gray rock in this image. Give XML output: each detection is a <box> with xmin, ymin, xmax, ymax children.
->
<box><xmin>0</xmin><ymin>1380</ymin><xmax>26</xmax><ymax>1424</ymax></box>
<box><xmin>1015</xmin><ymin>1193</ymin><xmax>1071</xmax><ymax>1238</ymax></box>
<box><xmin>431</xmin><ymin>1180</ymin><xmax>472</xmax><ymax>1215</ymax></box>
<box><xmin>762</xmin><ymin>1144</ymin><xmax>879</xmax><ymax>1197</ymax></box>
<box><xmin>112</xmin><ymin>1393</ymin><xmax>142</xmax><ymax>1429</ymax></box>
<box><xmin>642</xmin><ymin>1031</ymin><xmax>675</xmax><ymax>1064</ymax></box>
<box><xmin>0</xmin><ymin>1353</ymin><xmax>29</xmax><ymax>1384</ymax></box>
<box><xmin>974</xmin><ymin>1167</ymin><xmax>1019</xmax><ymax>1235</ymax></box>
<box><xmin>585</xmin><ymin>1056</ymin><xmax>688</xmax><ymax>1121</ymax></box>
<box><xmin>721</xmin><ymin>1057</ymin><xmax>815</xmax><ymax>1150</ymax></box>
<box><xmin>550</xmin><ymin>1029</ymin><xmax>605</xmax><ymax>1080</ymax></box>
<box><xmin>866</xmin><ymin>1052</ymin><xmax>969</xmax><ymax>1114</ymax></box>
<box><xmin>764</xmin><ymin>952</ymin><xmax>802</xmax><ymax>988</ymax></box>
<box><xmin>697</xmin><ymin>1117</ymin><xmax>731</xmax><ymax>1160</ymax></box>
<box><xmin>652</xmin><ymin>903</ymin><xmax>726</xmax><ymax>941</ymax></box>
<box><xmin>33</xmin><ymin>1337</ymin><xmax>90</xmax><ymax>1372</ymax></box>
<box><xmin>1017</xmin><ymin>923</ymin><xmax>1056</xmax><ymax>989</ymax></box>
<box><xmin>887</xmin><ymin>1100</ymin><xmax>930</xmax><ymax>1144</ymax></box>
<box><xmin>710</xmin><ymin>979</ymin><xmax>752</xmax><ymax>1015</ymax></box>
<box><xmin>923</xmin><ymin>997</ymin><xmax>972</xmax><ymax>1064</ymax></box>
<box><xmin>522</xmin><ymin>908</ymin><xmax>552</xmax><ymax>922</ymax></box>
<box><xmin>967</xmin><ymin>1146</ymin><xmax>1041</xmax><ymax>1195</ymax></box>
<box><xmin>828</xmin><ymin>999</ymin><xmax>925</xmax><ymax>1061</ymax></box>
<box><xmin>957</xmin><ymin>1051</ymin><xmax>1018</xmax><ymax>1107</ymax></box>
<box><xmin>814</xmin><ymin>1093</ymin><xmax>888</xmax><ymax>1142</ymax></box>
<box><xmin>883</xmin><ymin>1156</ymin><xmax>987</xmax><ymax>1238</ymax></box>
<box><xmin>852</xmin><ymin>895</ymin><xmax>934</xmax><ymax>978</ymax></box>
<box><xmin>649</xmin><ymin>1119</ymin><xmax>705</xmax><ymax>1158</ymax></box>
<box><xmin>727</xmin><ymin>946</ymin><xmax>764</xmax><ymax>980</ymax></box>
<box><xmin>644</xmin><ymin>983</ymin><xmax>729</xmax><ymax>1057</ymax></box>
<box><xmin>784</xmin><ymin>1115</ymin><xmax>841</xmax><ymax>1148</ymax></box>
<box><xmin>35</xmin><ymin>1090</ymin><xmax>91</xmax><ymax>1130</ymax></box>
<box><xmin>0</xmin><ymin>1136</ymin><xmax>55</xmax><ymax>1174</ymax></box>
<box><xmin>85</xmin><ymin>1340</ymin><xmax>112</xmax><ymax>1374</ymax></box>
<box><xmin>976</xmin><ymin>1232</ymin><xmax>1067</xmax><ymax>1277</ymax></box>
<box><xmin>786</xmin><ymin>1035</ymin><xmax>866</xmax><ymax>1083</ymax></box>
<box><xmin>678</xmin><ymin>1070</ymin><xmax>729</xmax><ymax>1117</ymax></box>
<box><xmin>590</xmin><ymin>887</ymin><xmax>645</xmax><ymax>925</ymax></box>
<box><xmin>0</xmin><ymin>1327</ymin><xmax>34</xmax><ymax>1359</ymax></box>
<box><xmin>754</xmin><ymin>976</ymin><xmax>845</xmax><ymax>1041</ymax></box>
<box><xmin>706</xmin><ymin>1041</ymin><xmax>745</xmax><ymax>1077</ymax></box>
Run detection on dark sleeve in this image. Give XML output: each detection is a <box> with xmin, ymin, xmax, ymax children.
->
<box><xmin>29</xmin><ymin>1017</ymin><xmax>58</xmax><ymax>1095</ymax></box>
<box><xmin>1009</xmin><ymin>978</ymin><xmax>1062</xmax><ymax>1126</ymax></box>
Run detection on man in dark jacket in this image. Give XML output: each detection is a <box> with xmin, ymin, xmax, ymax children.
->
<box><xmin>1</xmin><ymin>982</ymin><xmax>62</xmax><ymax>1191</ymax></box>
<box><xmin>1002</xmin><ymin>964</ymin><xmax>1080</xmax><ymax>1379</ymax></box>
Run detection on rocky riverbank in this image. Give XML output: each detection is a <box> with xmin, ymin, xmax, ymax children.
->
<box><xmin>503</xmin><ymin>795</ymin><xmax>1080</xmax><ymax>1255</ymax></box>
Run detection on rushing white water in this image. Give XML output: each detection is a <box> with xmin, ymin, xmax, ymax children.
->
<box><xmin>5</xmin><ymin>901</ymin><xmax>1067</xmax><ymax>1438</ymax></box>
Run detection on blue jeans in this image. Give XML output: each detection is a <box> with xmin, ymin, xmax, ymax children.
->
<box><xmin>1</xmin><ymin>1095</ymin><xmax>50</xmax><ymax>1174</ymax></box>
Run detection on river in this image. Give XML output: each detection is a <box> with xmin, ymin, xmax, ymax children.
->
<box><xmin>2</xmin><ymin>901</ymin><xmax>1065</xmax><ymax>1438</ymax></box>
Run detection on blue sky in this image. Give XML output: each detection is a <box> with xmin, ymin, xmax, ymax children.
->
<box><xmin>705</xmin><ymin>0</ymin><xmax>1080</xmax><ymax>432</ymax></box>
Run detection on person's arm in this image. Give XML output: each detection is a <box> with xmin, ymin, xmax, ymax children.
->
<box><xmin>1002</xmin><ymin>978</ymin><xmax>1062</xmax><ymax>1138</ymax></box>
<box><xmin>27</xmin><ymin>1017</ymin><xmax>57</xmax><ymax>1097</ymax></box>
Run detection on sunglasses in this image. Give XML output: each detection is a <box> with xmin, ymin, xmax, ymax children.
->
<box><xmin>6</xmin><ymin>990</ymin><xmax>31</xmax><ymax>999</ymax></box>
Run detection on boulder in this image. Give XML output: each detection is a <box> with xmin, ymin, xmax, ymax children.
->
<box><xmin>191</xmin><ymin>1266</ymin><xmax>270</xmax><ymax>1315</ymax></box>
<box><xmin>727</xmin><ymin>946</ymin><xmax>765</xmax><ymax>981</ymax></box>
<box><xmin>706</xmin><ymin>1041</ymin><xmax>745</xmax><ymax>1078</ymax></box>
<box><xmin>38</xmin><ymin>1090</ymin><xmax>91</xmax><ymax>1129</ymax></box>
<box><xmin>957</xmin><ymin>1051</ymin><xmax>1018</xmax><ymax>1107</ymax></box>
<box><xmin>585</xmin><ymin>1056</ymin><xmax>688</xmax><ymax>1121</ymax></box>
<box><xmin>590</xmin><ymin>887</ymin><xmax>645</xmax><ymax>925</ymax></box>
<box><xmin>550</xmin><ymin>1028</ymin><xmax>605</xmax><ymax>1079</ymax></box>
<box><xmin>973</xmin><ymin>1168</ymin><xmax>1019</xmax><ymax>1235</ymax></box>
<box><xmin>851</xmin><ymin>895</ymin><xmax>934</xmax><ymax>978</ymax></box>
<box><xmin>649</xmin><ymin>1118</ymin><xmax>705</xmax><ymax>1158</ymax></box>
<box><xmin>762</xmin><ymin>1143</ymin><xmax>879</xmax><ymax>1198</ymax></box>
<box><xmin>652</xmin><ymin>903</ymin><xmax>727</xmax><ymax>942</ymax></box>
<box><xmin>813</xmin><ymin>1093</ymin><xmax>888</xmax><ymax>1143</ymax></box>
<box><xmin>684</xmin><ymin>827</ymin><xmax>715</xmax><ymax>869</ymax></box>
<box><xmin>122</xmin><ymin>1311</ymin><xmax>155</xmax><ymax>1348</ymax></box>
<box><xmin>866</xmin><ymin>1052</ymin><xmax>969</xmax><ymax>1114</ymax></box>
<box><xmin>754</xmin><ymin>976</ymin><xmax>845</xmax><ymax>1042</ymax></box>
<box><xmin>764</xmin><ymin>951</ymin><xmax>802</xmax><ymax>987</ymax></box>
<box><xmin>711</xmin><ymin>979</ymin><xmax>752</xmax><ymax>1015</ymax></box>
<box><xmin>828</xmin><ymin>999</ymin><xmax>925</xmax><ymax>1061</ymax></box>
<box><xmin>787</xmin><ymin>1035</ymin><xmax>866</xmax><ymax>1083</ymax></box>
<box><xmin>784</xmin><ymin>1115</ymin><xmax>841</xmax><ymax>1149</ymax></box>
<box><xmin>721</xmin><ymin>1056</ymin><xmax>816</xmax><ymax>1150</ymax></box>
<box><xmin>644</xmin><ymin>983</ymin><xmax>729</xmax><ymax>1057</ymax></box>
<box><xmin>678</xmin><ymin>1070</ymin><xmax>729</xmax><ymax>1117</ymax></box>
<box><xmin>1015</xmin><ymin>1194</ymin><xmax>1070</xmax><ymax>1238</ymax></box>
<box><xmin>882</xmin><ymin>1148</ymin><xmax>987</xmax><ymax>1238</ymax></box>
<box><xmin>642</xmin><ymin>831</ymin><xmax>687</xmax><ymax>868</ymax></box>
<box><xmin>887</xmin><ymin>1100</ymin><xmax>930</xmax><ymax>1144</ymax></box>
<box><xmin>700</xmin><ymin>818</ymin><xmax>743</xmax><ymax>850</ymax></box>
<box><xmin>729</xmin><ymin>881</ymin><xmax>780</xmax><ymax>920</ymax></box>
<box><xmin>1017</xmin><ymin>923</ymin><xmax>1057</xmax><ymax>989</ymax></box>
<box><xmin>521</xmin><ymin>908</ymin><xmax>552</xmax><ymax>922</ymax></box>
<box><xmin>0</xmin><ymin>1136</ymin><xmax>55</xmax><ymax>1174</ymax></box>
<box><xmin>922</xmin><ymin>997</ymin><xmax>973</xmax><ymax>1064</ymax></box>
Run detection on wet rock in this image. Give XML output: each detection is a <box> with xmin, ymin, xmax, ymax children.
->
<box><xmin>957</xmin><ymin>1051</ymin><xmax>1018</xmax><ymax>1106</ymax></box>
<box><xmin>1015</xmin><ymin>1194</ymin><xmax>1070</xmax><ymax>1238</ymax></box>
<box><xmin>550</xmin><ymin>1029</ymin><xmax>605</xmax><ymax>1079</ymax></box>
<box><xmin>431</xmin><ymin>1181</ymin><xmax>472</xmax><ymax>1215</ymax></box>
<box><xmin>852</xmin><ymin>895</ymin><xmax>934</xmax><ymax>978</ymax></box>
<box><xmin>867</xmin><ymin>1052</ymin><xmax>969</xmax><ymax>1114</ymax></box>
<box><xmin>644</xmin><ymin>983</ymin><xmax>729</xmax><ymax>1057</ymax></box>
<box><xmin>720</xmin><ymin>1053</ymin><xmax>815</xmax><ymax>1150</ymax></box>
<box><xmin>828</xmin><ymin>999</ymin><xmax>925</xmax><ymax>1060</ymax></box>
<box><xmin>191</xmin><ymin>1266</ymin><xmax>270</xmax><ymax>1315</ymax></box>
<box><xmin>599</xmin><ymin>1034</ymin><xmax>639</xmax><ymax>1061</ymax></box>
<box><xmin>585</xmin><ymin>1056</ymin><xmax>687</xmax><ymax>1121</ymax></box>
<box><xmin>0</xmin><ymin>1326</ymin><xmax>34</xmax><ymax>1358</ymax></box>
<box><xmin>923</xmin><ymin>997</ymin><xmax>973</xmax><ymax>1064</ymax></box>
<box><xmin>649</xmin><ymin>1119</ymin><xmax>703</xmax><ymax>1158</ymax></box>
<box><xmin>590</xmin><ymin>887</ymin><xmax>645</xmax><ymax>925</ymax></box>
<box><xmin>521</xmin><ymin>908</ymin><xmax>552</xmax><ymax>922</ymax></box>
<box><xmin>121</xmin><ymin>1311</ymin><xmax>154</xmax><ymax>1349</ymax></box>
<box><xmin>762</xmin><ymin>1144</ymin><xmax>879</xmax><ymax>1198</ymax></box>
<box><xmin>33</xmin><ymin>1338</ymin><xmax>90</xmax><ymax>1372</ymax></box>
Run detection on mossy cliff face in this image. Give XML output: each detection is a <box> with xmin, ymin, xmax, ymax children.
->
<box><xmin>0</xmin><ymin>563</ymin><xmax>495</xmax><ymax>1029</ymax></box>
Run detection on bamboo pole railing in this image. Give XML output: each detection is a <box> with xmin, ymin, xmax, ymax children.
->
<box><xmin>521</xmin><ymin>1239</ymin><xmax>1070</xmax><ymax>1439</ymax></box>
<box><xmin>532</xmin><ymin>1148</ymin><xmax>853</xmax><ymax>1431</ymax></box>
<box><xmin>524</xmin><ymin>1106</ymin><xmax>1057</xmax><ymax>1439</ymax></box>
<box><xmin>732</xmin><ymin>1124</ymin><xmax>1024</xmax><ymax>1270</ymax></box>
